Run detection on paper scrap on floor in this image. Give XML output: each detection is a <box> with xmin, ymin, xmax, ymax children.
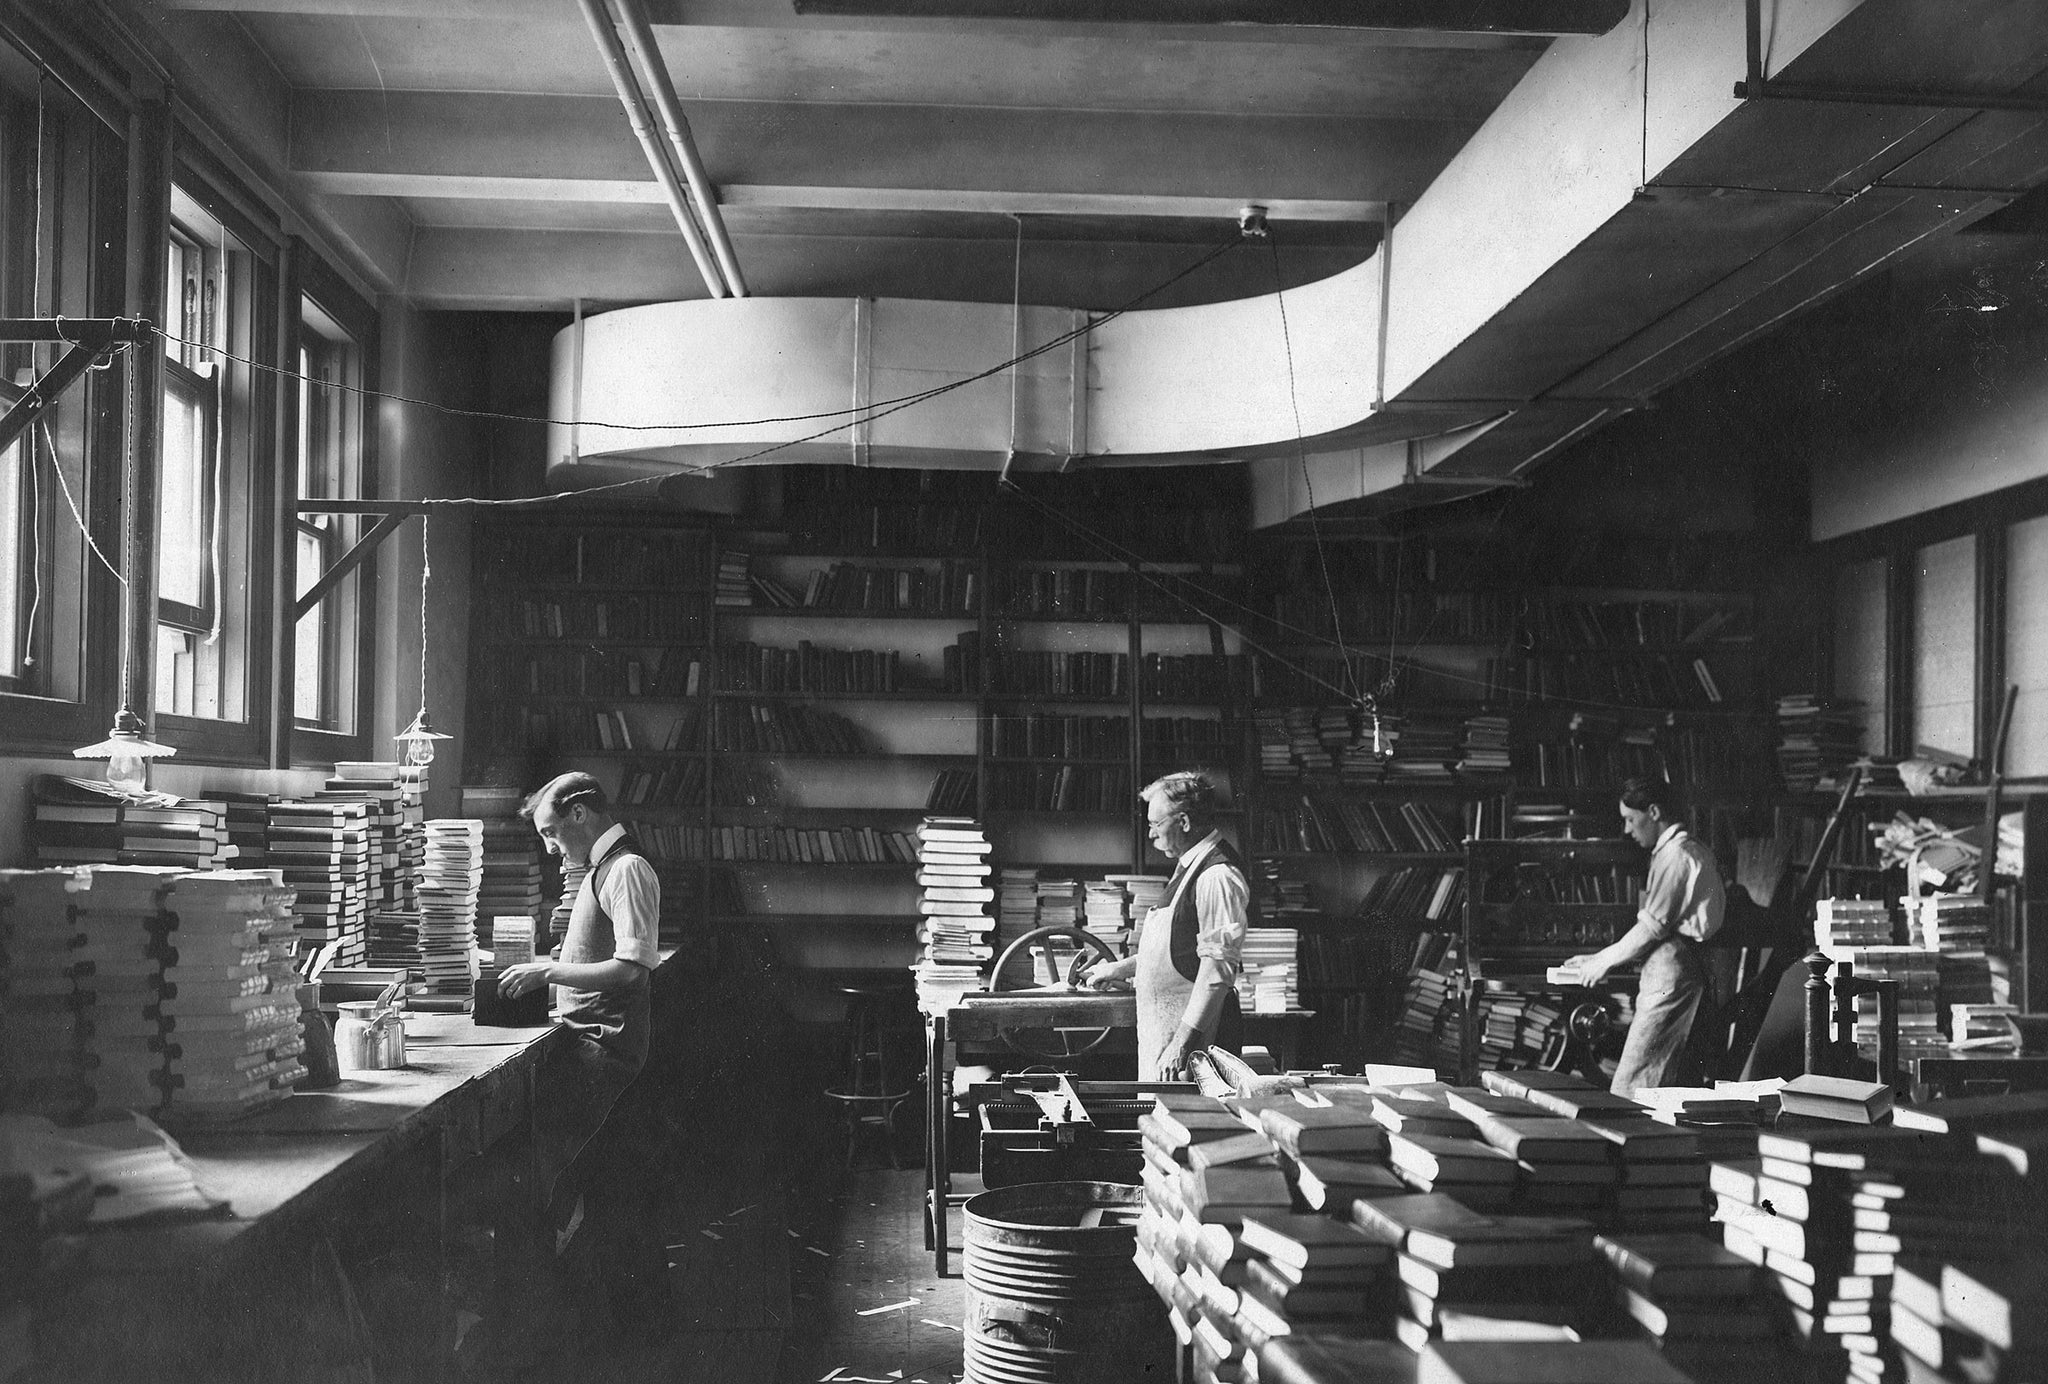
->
<box><xmin>857</xmin><ymin>1298</ymin><xmax>920</xmax><ymax>1316</ymax></box>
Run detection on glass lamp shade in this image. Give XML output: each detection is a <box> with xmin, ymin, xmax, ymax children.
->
<box><xmin>395</xmin><ymin>709</ymin><xmax>452</xmax><ymax>767</ymax></box>
<box><xmin>74</xmin><ymin>707</ymin><xmax>176</xmax><ymax>794</ymax></box>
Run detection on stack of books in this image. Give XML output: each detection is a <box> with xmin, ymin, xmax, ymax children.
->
<box><xmin>316</xmin><ymin>763</ymin><xmax>413</xmax><ymax>913</ymax></box>
<box><xmin>714</xmin><ymin>549</ymin><xmax>751</xmax><ymax>606</ymax></box>
<box><xmin>464</xmin><ymin>786</ymin><xmax>545</xmax><ymax>939</ymax></box>
<box><xmin>417</xmin><ymin>819</ymin><xmax>484</xmax><ymax>1008</ymax></box>
<box><xmin>365</xmin><ymin>908</ymin><xmax>426</xmax><ymax>979</ymax></box>
<box><xmin>1387</xmin><ymin>1129</ymin><xmax>1519</xmax><ymax>1212</ymax></box>
<box><xmin>1082</xmin><ymin>880</ymin><xmax>1129</xmax><ymax>949</ymax></box>
<box><xmin>1254</xmin><ymin>708</ymin><xmax>1294</xmax><ymax>776</ymax></box>
<box><xmin>549</xmin><ymin>858</ymin><xmax>588</xmax><ymax>949</ymax></box>
<box><xmin>1235</xmin><ymin>1211</ymin><xmax>1397</xmax><ymax>1345</ymax></box>
<box><xmin>0</xmin><ymin>869</ymin><xmax>93</xmax><ymax>1120</ymax></box>
<box><xmin>1392</xmin><ymin>957</ymin><xmax>1461</xmax><ymax>1074</ymax></box>
<box><xmin>1133</xmin><ymin>1093</ymin><xmax>1258</xmax><ymax>1349</ymax></box>
<box><xmin>1458</xmin><ymin>713</ymin><xmax>1513</xmax><ymax>776</ymax></box>
<box><xmin>1118</xmin><ymin>873</ymin><xmax>1169</xmax><ymax>921</ymax></box>
<box><xmin>1238</xmin><ymin>928</ymin><xmax>1302</xmax><ymax>1015</ymax></box>
<box><xmin>266</xmin><ymin>797</ymin><xmax>373</xmax><ymax>967</ymax></box>
<box><xmin>1351</xmin><ymin>1194</ymin><xmax>1602</xmax><ymax>1351</ymax></box>
<box><xmin>217</xmin><ymin>791</ymin><xmax>270</xmax><ymax>866</ymax></box>
<box><xmin>74</xmin><ymin>866</ymin><xmax>189</xmax><ymax>1114</ymax></box>
<box><xmin>1776</xmin><ymin>695</ymin><xmax>1865</xmax><ymax>795</ymax></box>
<box><xmin>1841</xmin><ymin>949</ymin><xmax>1944</xmax><ymax>1062</ymax></box>
<box><xmin>1036</xmin><ymin>876</ymin><xmax>1080</xmax><ymax>938</ymax></box>
<box><xmin>1716</xmin><ymin>1125</ymin><xmax>1903</xmax><ymax>1384</ymax></box>
<box><xmin>1816</xmin><ymin>898</ymin><xmax>1893</xmax><ymax>954</ymax></box>
<box><xmin>912</xmin><ymin>817</ymin><xmax>992</xmax><ymax>1015</ymax></box>
<box><xmin>1596</xmin><ymin>1232</ymin><xmax>1776</xmax><ymax>1381</ymax></box>
<box><xmin>1258</xmin><ymin>862</ymin><xmax>1321</xmax><ymax>927</ymax></box>
<box><xmin>29</xmin><ymin>776</ymin><xmax>234</xmax><ymax>870</ymax></box>
<box><xmin>993</xmin><ymin>867</ymin><xmax>1039</xmax><ymax>990</ymax></box>
<box><xmin>151</xmin><ymin>869</ymin><xmax>304</xmax><ymax>1121</ymax></box>
<box><xmin>1468</xmin><ymin>1105</ymin><xmax>1620</xmax><ymax>1220</ymax></box>
<box><xmin>1905</xmin><ymin>892</ymin><xmax>1993</xmax><ymax>953</ymax></box>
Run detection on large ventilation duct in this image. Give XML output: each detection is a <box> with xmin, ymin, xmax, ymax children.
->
<box><xmin>550</xmin><ymin>0</ymin><xmax>2048</xmax><ymax>520</ymax></box>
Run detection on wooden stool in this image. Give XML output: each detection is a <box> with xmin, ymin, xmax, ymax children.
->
<box><xmin>824</xmin><ymin>983</ymin><xmax>917</xmax><ymax>1170</ymax></box>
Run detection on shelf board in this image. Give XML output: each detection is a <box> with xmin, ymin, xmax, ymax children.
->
<box><xmin>711</xmin><ymin>688</ymin><xmax>974</xmax><ymax>702</ymax></box>
<box><xmin>1256</xmin><ymin>850</ymin><xmax>1463</xmax><ymax>862</ymax></box>
<box><xmin>719</xmin><ymin>606</ymin><xmax>977</xmax><ymax>622</ymax></box>
<box><xmin>715</xmin><ymin>749</ymin><xmax>974</xmax><ymax>761</ymax></box>
<box><xmin>484</xmin><ymin>638</ymin><xmax>710</xmax><ymax>650</ymax></box>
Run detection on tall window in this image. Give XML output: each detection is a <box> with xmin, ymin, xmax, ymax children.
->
<box><xmin>2007</xmin><ymin>516</ymin><xmax>2048</xmax><ymax>776</ymax></box>
<box><xmin>1912</xmin><ymin>534</ymin><xmax>1977</xmax><ymax>760</ymax></box>
<box><xmin>0</xmin><ymin>424</ymin><xmax>21</xmax><ymax>689</ymax></box>
<box><xmin>1832</xmin><ymin>557</ymin><xmax>1888</xmax><ymax>757</ymax></box>
<box><xmin>293</xmin><ymin>296</ymin><xmax>363</xmax><ymax>733</ymax></box>
<box><xmin>156</xmin><ymin>185</ymin><xmax>257</xmax><ymax>726</ymax></box>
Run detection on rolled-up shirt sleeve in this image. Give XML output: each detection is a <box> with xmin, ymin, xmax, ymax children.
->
<box><xmin>1637</xmin><ymin>844</ymin><xmax>1695</xmax><ymax>942</ymax></box>
<box><xmin>596</xmin><ymin>855</ymin><xmax>662</xmax><ymax>970</ymax></box>
<box><xmin>1193</xmin><ymin>865</ymin><xmax>1249</xmax><ymax>970</ymax></box>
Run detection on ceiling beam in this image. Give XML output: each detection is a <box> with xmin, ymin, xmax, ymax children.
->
<box><xmin>288</xmin><ymin>90</ymin><xmax>1461</xmax><ymax>208</ymax></box>
<box><xmin>398</xmin><ymin>225</ymin><xmax>1366</xmax><ymax>311</ymax></box>
<box><xmin>788</xmin><ymin>0</ymin><xmax>1630</xmax><ymax>35</ymax></box>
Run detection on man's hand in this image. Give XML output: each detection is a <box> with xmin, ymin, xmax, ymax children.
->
<box><xmin>497</xmin><ymin>960</ymin><xmax>554</xmax><ymax>999</ymax></box>
<box><xmin>1076</xmin><ymin>958</ymin><xmax>1134</xmax><ymax>992</ymax></box>
<box><xmin>1564</xmin><ymin>951</ymin><xmax>1616</xmax><ymax>987</ymax></box>
<box><xmin>1155</xmin><ymin>1022</ymin><xmax>1207</xmax><ymax>1081</ymax></box>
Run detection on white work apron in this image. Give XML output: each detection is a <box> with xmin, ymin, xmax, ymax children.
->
<box><xmin>1134</xmin><ymin>836</ymin><xmax>1218</xmax><ymax>1078</ymax></box>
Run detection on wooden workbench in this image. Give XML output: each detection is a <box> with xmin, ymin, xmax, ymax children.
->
<box><xmin>22</xmin><ymin>1014</ymin><xmax>563</xmax><ymax>1384</ymax></box>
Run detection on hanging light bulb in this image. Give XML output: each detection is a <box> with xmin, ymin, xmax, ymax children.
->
<box><xmin>74</xmin><ymin>706</ymin><xmax>175</xmax><ymax>794</ymax></box>
<box><xmin>394</xmin><ymin>708</ymin><xmax>451</xmax><ymax>768</ymax></box>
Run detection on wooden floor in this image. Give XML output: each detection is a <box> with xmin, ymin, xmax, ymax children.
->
<box><xmin>485</xmin><ymin>1013</ymin><xmax>967</xmax><ymax>1384</ymax></box>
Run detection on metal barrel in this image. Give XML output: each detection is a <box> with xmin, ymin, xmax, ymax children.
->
<box><xmin>961</xmin><ymin>1181</ymin><xmax>1173</xmax><ymax>1384</ymax></box>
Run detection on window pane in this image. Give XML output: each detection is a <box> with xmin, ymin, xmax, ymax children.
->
<box><xmin>295</xmin><ymin>528</ymin><xmax>324</xmax><ymax>723</ymax></box>
<box><xmin>2007</xmin><ymin>517</ymin><xmax>2048</xmax><ymax>776</ymax></box>
<box><xmin>1832</xmin><ymin>557</ymin><xmax>1887</xmax><ymax>757</ymax></box>
<box><xmin>159</xmin><ymin>383</ymin><xmax>209</xmax><ymax>608</ymax></box>
<box><xmin>1913</xmin><ymin>535</ymin><xmax>1977</xmax><ymax>759</ymax></box>
<box><xmin>155</xmin><ymin>625</ymin><xmax>197</xmax><ymax>717</ymax></box>
<box><xmin>0</xmin><ymin>435</ymin><xmax>20</xmax><ymax>680</ymax></box>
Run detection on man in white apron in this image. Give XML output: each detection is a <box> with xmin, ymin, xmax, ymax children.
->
<box><xmin>1080</xmin><ymin>771</ymin><xmax>1249</xmax><ymax>1079</ymax></box>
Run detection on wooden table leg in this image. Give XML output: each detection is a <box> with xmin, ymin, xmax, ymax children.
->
<box><xmin>928</xmin><ymin>1013</ymin><xmax>949</xmax><ymax>1276</ymax></box>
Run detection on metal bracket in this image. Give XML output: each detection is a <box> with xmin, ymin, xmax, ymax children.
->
<box><xmin>292</xmin><ymin>500</ymin><xmax>433</xmax><ymax>620</ymax></box>
<box><xmin>0</xmin><ymin>318</ymin><xmax>155</xmax><ymax>457</ymax></box>
<box><xmin>1735</xmin><ymin>0</ymin><xmax>2048</xmax><ymax>113</ymax></box>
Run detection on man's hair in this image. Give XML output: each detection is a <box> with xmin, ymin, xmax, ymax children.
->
<box><xmin>1142</xmin><ymin>770</ymin><xmax>1218</xmax><ymax>825</ymax></box>
<box><xmin>1619</xmin><ymin>775</ymin><xmax>1678</xmax><ymax>816</ymax></box>
<box><xmin>521</xmin><ymin>771</ymin><xmax>609</xmax><ymax>820</ymax></box>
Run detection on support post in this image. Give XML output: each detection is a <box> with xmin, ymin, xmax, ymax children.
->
<box><xmin>124</xmin><ymin>96</ymin><xmax>173</xmax><ymax>723</ymax></box>
<box><xmin>1803</xmin><ymin>951</ymin><xmax>1833</xmax><ymax>1077</ymax></box>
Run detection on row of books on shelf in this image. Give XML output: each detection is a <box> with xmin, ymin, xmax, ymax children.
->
<box><xmin>1492</xmin><ymin>653</ymin><xmax>1728</xmax><ymax>708</ymax></box>
<box><xmin>1252</xmin><ymin>589</ymin><xmax>1747</xmax><ymax>650</ymax></box>
<box><xmin>1254</xmin><ymin>797</ymin><xmax>1465</xmax><ymax>855</ymax></box>
<box><xmin>1523</xmin><ymin>723</ymin><xmax>1758</xmax><ymax>794</ymax></box>
<box><xmin>711</xmin><ymin>700</ymin><xmax>872</xmax><ymax>755</ymax></box>
<box><xmin>614</xmin><ymin>758</ymin><xmax>706</xmax><ymax>808</ymax></box>
<box><xmin>1357</xmin><ymin>865</ymin><xmax>1469</xmax><ymax>925</ymax></box>
<box><xmin>482</xmin><ymin>594</ymin><xmax>708</xmax><ymax>644</ymax></box>
<box><xmin>492</xmin><ymin>528</ymin><xmax>714</xmax><ymax>589</ymax></box>
<box><xmin>496</xmin><ymin>646</ymin><xmax>703</xmax><ymax>699</ymax></box>
<box><xmin>984</xmin><ymin>711</ymin><xmax>1235</xmax><ymax>761</ymax></box>
<box><xmin>740</xmin><ymin>558</ymin><xmax>979</xmax><ymax>615</ymax></box>
<box><xmin>620</xmin><ymin>823</ymin><xmax>919</xmax><ymax>865</ymax></box>
<box><xmin>926</xmin><ymin>764</ymin><xmax>1140</xmax><ymax>814</ymax></box>
<box><xmin>1474</xmin><ymin>862</ymin><xmax>1644</xmax><ymax>907</ymax></box>
<box><xmin>714</xmin><ymin>640</ymin><xmax>918</xmax><ymax>695</ymax></box>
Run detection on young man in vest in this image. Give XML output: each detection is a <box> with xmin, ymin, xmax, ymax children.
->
<box><xmin>500</xmin><ymin>771</ymin><xmax>666</xmax><ymax>1331</ymax></box>
<box><xmin>1080</xmin><ymin>771</ymin><xmax>1249</xmax><ymax>1080</ymax></box>
<box><xmin>1562</xmin><ymin>775</ymin><xmax>1726</xmax><ymax>1096</ymax></box>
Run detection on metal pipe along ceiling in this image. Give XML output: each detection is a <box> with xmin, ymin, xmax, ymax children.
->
<box><xmin>610</xmin><ymin>0</ymin><xmax>748</xmax><ymax>299</ymax></box>
<box><xmin>574</xmin><ymin>0</ymin><xmax>728</xmax><ymax>299</ymax></box>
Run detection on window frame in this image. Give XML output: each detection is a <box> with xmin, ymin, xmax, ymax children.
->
<box><xmin>283</xmin><ymin>244</ymin><xmax>379</xmax><ymax>768</ymax></box>
<box><xmin>148</xmin><ymin>158</ymin><xmax>280</xmax><ymax>767</ymax></box>
<box><xmin>0</xmin><ymin>36</ymin><xmax>124</xmax><ymax>755</ymax></box>
<box><xmin>1818</xmin><ymin>471</ymin><xmax>2048</xmax><ymax>768</ymax></box>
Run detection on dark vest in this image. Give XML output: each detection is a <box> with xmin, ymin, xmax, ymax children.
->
<box><xmin>560</xmin><ymin>830</ymin><xmax>653</xmax><ymax>1067</ymax></box>
<box><xmin>1168</xmin><ymin>836</ymin><xmax>1255</xmax><ymax>982</ymax></box>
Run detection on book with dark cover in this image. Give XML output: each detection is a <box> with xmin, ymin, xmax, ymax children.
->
<box><xmin>1180</xmin><ymin>1162</ymin><xmax>1292</xmax><ymax>1215</ymax></box>
<box><xmin>1292</xmin><ymin>1155</ymin><xmax>1407</xmax><ymax>1211</ymax></box>
<box><xmin>1444</xmin><ymin>1088</ymin><xmax>1548</xmax><ymax>1122</ymax></box>
<box><xmin>1520</xmin><ymin>1088</ymin><xmax>1646</xmax><ymax>1120</ymax></box>
<box><xmin>1257</xmin><ymin>1334</ymin><xmax>1419</xmax><ymax>1384</ymax></box>
<box><xmin>1240</xmin><ymin>1211</ymin><xmax>1394</xmax><ymax>1271</ymax></box>
<box><xmin>1618</xmin><ymin>1286</ymin><xmax>1773</xmax><ymax>1339</ymax></box>
<box><xmin>1373</xmin><ymin>1096</ymin><xmax>1473</xmax><ymax>1138</ymax></box>
<box><xmin>1389</xmin><ymin>1133</ymin><xmax>1519</xmax><ymax>1184</ymax></box>
<box><xmin>1264</xmin><ymin>1104</ymin><xmax>1392</xmax><ymax>1158</ymax></box>
<box><xmin>1350</xmin><ymin>1194</ymin><xmax>1496</xmax><ymax>1250</ymax></box>
<box><xmin>1469</xmin><ymin>1114</ymin><xmax>1613</xmax><ymax>1164</ymax></box>
<box><xmin>1241</xmin><ymin>1262</ymin><xmax>1376</xmax><ymax>1319</ymax></box>
<box><xmin>1418</xmin><ymin>1340</ymin><xmax>1692</xmax><ymax>1384</ymax></box>
<box><xmin>1187</xmin><ymin>1128</ymin><xmax>1281</xmax><ymax>1170</ymax></box>
<box><xmin>1396</xmin><ymin>1255</ymin><xmax>1600</xmax><ymax>1306</ymax></box>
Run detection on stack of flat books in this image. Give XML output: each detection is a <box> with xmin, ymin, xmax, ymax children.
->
<box><xmin>1255</xmin><ymin>1335</ymin><xmax>1418</xmax><ymax>1384</ymax></box>
<box><xmin>151</xmin><ymin>869</ymin><xmax>304</xmax><ymax>1121</ymax></box>
<box><xmin>267</xmin><ymin>797</ymin><xmax>372</xmax><ymax>967</ymax></box>
<box><xmin>417</xmin><ymin>819</ymin><xmax>484</xmax><ymax>1008</ymax></box>
<box><xmin>911</xmin><ymin>817</ymin><xmax>991</xmax><ymax>1015</ymax></box>
<box><xmin>1417</xmin><ymin>1341</ymin><xmax>1691</xmax><ymax>1384</ymax></box>
<box><xmin>992</xmin><ymin>867</ymin><xmax>1039</xmax><ymax>990</ymax></box>
<box><xmin>316</xmin><ymin>764</ymin><xmax>410</xmax><ymax>913</ymax></box>
<box><xmin>1716</xmin><ymin>1126</ymin><xmax>1905</xmax><ymax>1384</ymax></box>
<box><xmin>1235</xmin><ymin>1212</ymin><xmax>1396</xmax><ymax>1345</ymax></box>
<box><xmin>0</xmin><ymin>869</ymin><xmax>94</xmax><ymax>1121</ymax></box>
<box><xmin>1239</xmin><ymin>928</ymin><xmax>1303</xmax><ymax>1015</ymax></box>
<box><xmin>216</xmin><ymin>791</ymin><xmax>270</xmax><ymax>866</ymax></box>
<box><xmin>1387</xmin><ymin>1130</ymin><xmax>1519</xmax><ymax>1212</ymax></box>
<box><xmin>1467</xmin><ymin>1107</ymin><xmax>1619</xmax><ymax>1219</ymax></box>
<box><xmin>1134</xmin><ymin>1093</ymin><xmax>1259</xmax><ymax>1350</ymax></box>
<box><xmin>1350</xmin><ymin>1194</ymin><xmax>1601</xmax><ymax>1352</ymax></box>
<box><xmin>550</xmin><ymin>859</ymin><xmax>588</xmax><ymax>949</ymax></box>
<box><xmin>1907</xmin><ymin>894</ymin><xmax>1993</xmax><ymax>953</ymax></box>
<box><xmin>29</xmin><ymin>776</ymin><xmax>234</xmax><ymax>871</ymax></box>
<box><xmin>1816</xmin><ymin>898</ymin><xmax>1894</xmax><ymax>953</ymax></box>
<box><xmin>73</xmin><ymin>865</ymin><xmax>190</xmax><ymax>1114</ymax></box>
<box><xmin>1082</xmin><ymin>879</ymin><xmax>1129</xmax><ymax>949</ymax></box>
<box><xmin>1597</xmin><ymin>1232</ymin><xmax>1778</xmax><ymax>1383</ymax></box>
